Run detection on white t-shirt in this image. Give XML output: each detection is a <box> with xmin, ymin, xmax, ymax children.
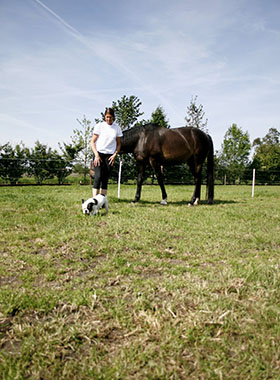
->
<box><xmin>93</xmin><ymin>121</ymin><xmax>123</xmax><ymax>154</ymax></box>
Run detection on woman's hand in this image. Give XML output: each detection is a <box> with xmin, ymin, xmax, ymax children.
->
<box><xmin>108</xmin><ymin>152</ymin><xmax>117</xmax><ymax>166</ymax></box>
<box><xmin>94</xmin><ymin>154</ymin><xmax>101</xmax><ymax>167</ymax></box>
<box><xmin>109</xmin><ymin>137</ymin><xmax>121</xmax><ymax>166</ymax></box>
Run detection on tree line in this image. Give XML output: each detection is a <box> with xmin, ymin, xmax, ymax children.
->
<box><xmin>1</xmin><ymin>95</ymin><xmax>280</xmax><ymax>185</ymax></box>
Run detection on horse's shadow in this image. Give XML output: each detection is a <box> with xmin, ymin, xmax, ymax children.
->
<box><xmin>112</xmin><ymin>198</ymin><xmax>238</xmax><ymax>206</ymax></box>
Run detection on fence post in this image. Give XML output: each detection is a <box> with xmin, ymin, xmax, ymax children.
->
<box><xmin>118</xmin><ymin>160</ymin><xmax>122</xmax><ymax>199</ymax></box>
<box><xmin>252</xmin><ymin>168</ymin><xmax>256</xmax><ymax>197</ymax></box>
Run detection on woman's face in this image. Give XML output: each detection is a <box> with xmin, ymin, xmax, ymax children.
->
<box><xmin>105</xmin><ymin>113</ymin><xmax>114</xmax><ymax>125</ymax></box>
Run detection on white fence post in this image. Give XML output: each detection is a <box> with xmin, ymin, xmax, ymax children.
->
<box><xmin>252</xmin><ymin>168</ymin><xmax>256</xmax><ymax>197</ymax></box>
<box><xmin>118</xmin><ymin>160</ymin><xmax>122</xmax><ymax>199</ymax></box>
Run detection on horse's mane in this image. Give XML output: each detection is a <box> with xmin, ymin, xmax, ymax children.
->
<box><xmin>122</xmin><ymin>123</ymin><xmax>161</xmax><ymax>142</ymax></box>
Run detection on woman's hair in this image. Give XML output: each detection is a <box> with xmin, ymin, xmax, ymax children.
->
<box><xmin>104</xmin><ymin>107</ymin><xmax>115</xmax><ymax>120</ymax></box>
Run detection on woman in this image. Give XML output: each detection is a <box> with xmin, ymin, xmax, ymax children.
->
<box><xmin>90</xmin><ymin>107</ymin><xmax>122</xmax><ymax>197</ymax></box>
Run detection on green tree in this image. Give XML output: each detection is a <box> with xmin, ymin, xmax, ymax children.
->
<box><xmin>95</xmin><ymin>95</ymin><xmax>144</xmax><ymax>129</ymax></box>
<box><xmin>28</xmin><ymin>141</ymin><xmax>54</xmax><ymax>184</ymax></box>
<box><xmin>251</xmin><ymin>128</ymin><xmax>280</xmax><ymax>183</ymax></box>
<box><xmin>185</xmin><ymin>96</ymin><xmax>208</xmax><ymax>132</ymax></box>
<box><xmin>53</xmin><ymin>143</ymin><xmax>80</xmax><ymax>184</ymax></box>
<box><xmin>214</xmin><ymin>152</ymin><xmax>228</xmax><ymax>184</ymax></box>
<box><xmin>150</xmin><ymin>106</ymin><xmax>170</xmax><ymax>128</ymax></box>
<box><xmin>71</xmin><ymin>116</ymin><xmax>92</xmax><ymax>184</ymax></box>
<box><xmin>218</xmin><ymin>124</ymin><xmax>251</xmax><ymax>184</ymax></box>
<box><xmin>252</xmin><ymin>128</ymin><xmax>280</xmax><ymax>169</ymax></box>
<box><xmin>112</xmin><ymin>95</ymin><xmax>144</xmax><ymax>130</ymax></box>
<box><xmin>0</xmin><ymin>142</ymin><xmax>28</xmax><ymax>184</ymax></box>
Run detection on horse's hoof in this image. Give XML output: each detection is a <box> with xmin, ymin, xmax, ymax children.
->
<box><xmin>160</xmin><ymin>199</ymin><xmax>167</xmax><ymax>205</ymax></box>
<box><xmin>188</xmin><ymin>203</ymin><xmax>193</xmax><ymax>207</ymax></box>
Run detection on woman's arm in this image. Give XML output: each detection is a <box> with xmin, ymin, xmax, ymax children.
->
<box><xmin>90</xmin><ymin>134</ymin><xmax>101</xmax><ymax>167</ymax></box>
<box><xmin>108</xmin><ymin>137</ymin><xmax>121</xmax><ymax>166</ymax></box>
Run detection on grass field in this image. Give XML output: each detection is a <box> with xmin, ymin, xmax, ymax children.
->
<box><xmin>0</xmin><ymin>184</ymin><xmax>280</xmax><ymax>379</ymax></box>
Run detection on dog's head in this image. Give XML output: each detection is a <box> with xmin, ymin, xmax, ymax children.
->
<box><xmin>81</xmin><ymin>198</ymin><xmax>98</xmax><ymax>215</ymax></box>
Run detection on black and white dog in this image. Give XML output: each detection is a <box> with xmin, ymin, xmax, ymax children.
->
<box><xmin>81</xmin><ymin>194</ymin><xmax>109</xmax><ymax>216</ymax></box>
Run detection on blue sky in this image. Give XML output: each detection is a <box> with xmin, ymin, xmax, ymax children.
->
<box><xmin>1</xmin><ymin>0</ymin><xmax>280</xmax><ymax>152</ymax></box>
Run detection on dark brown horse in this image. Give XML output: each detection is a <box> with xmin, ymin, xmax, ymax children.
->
<box><xmin>120</xmin><ymin>124</ymin><xmax>214</xmax><ymax>205</ymax></box>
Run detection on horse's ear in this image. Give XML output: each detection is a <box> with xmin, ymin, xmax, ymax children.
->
<box><xmin>82</xmin><ymin>199</ymin><xmax>85</xmax><ymax>204</ymax></box>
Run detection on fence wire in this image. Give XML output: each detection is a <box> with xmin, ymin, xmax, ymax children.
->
<box><xmin>1</xmin><ymin>157</ymin><xmax>280</xmax><ymax>185</ymax></box>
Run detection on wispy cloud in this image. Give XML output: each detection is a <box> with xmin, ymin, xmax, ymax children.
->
<box><xmin>32</xmin><ymin>0</ymin><xmax>182</xmax><ymax>116</ymax></box>
<box><xmin>33</xmin><ymin>0</ymin><xmax>84</xmax><ymax>40</ymax></box>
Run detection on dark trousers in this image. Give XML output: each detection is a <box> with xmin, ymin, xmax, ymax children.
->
<box><xmin>93</xmin><ymin>153</ymin><xmax>112</xmax><ymax>190</ymax></box>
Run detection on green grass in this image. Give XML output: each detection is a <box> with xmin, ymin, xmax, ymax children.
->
<box><xmin>0</xmin><ymin>184</ymin><xmax>280</xmax><ymax>379</ymax></box>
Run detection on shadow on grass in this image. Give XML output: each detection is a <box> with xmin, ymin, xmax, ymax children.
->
<box><xmin>111</xmin><ymin>198</ymin><xmax>238</xmax><ymax>206</ymax></box>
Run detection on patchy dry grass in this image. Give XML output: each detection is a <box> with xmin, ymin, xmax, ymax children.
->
<box><xmin>0</xmin><ymin>184</ymin><xmax>280</xmax><ymax>379</ymax></box>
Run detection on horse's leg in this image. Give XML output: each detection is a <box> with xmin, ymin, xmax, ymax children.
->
<box><xmin>150</xmin><ymin>158</ymin><xmax>167</xmax><ymax>205</ymax></box>
<box><xmin>189</xmin><ymin>169</ymin><xmax>202</xmax><ymax>206</ymax></box>
<box><xmin>188</xmin><ymin>158</ymin><xmax>202</xmax><ymax>206</ymax></box>
<box><xmin>194</xmin><ymin>167</ymin><xmax>202</xmax><ymax>205</ymax></box>
<box><xmin>133</xmin><ymin>160</ymin><xmax>146</xmax><ymax>202</ymax></box>
<box><xmin>206</xmin><ymin>135</ymin><xmax>214</xmax><ymax>204</ymax></box>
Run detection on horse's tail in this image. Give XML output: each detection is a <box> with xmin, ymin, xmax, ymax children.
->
<box><xmin>206</xmin><ymin>134</ymin><xmax>214</xmax><ymax>204</ymax></box>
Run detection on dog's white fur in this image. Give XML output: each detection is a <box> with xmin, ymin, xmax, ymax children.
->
<box><xmin>81</xmin><ymin>194</ymin><xmax>109</xmax><ymax>216</ymax></box>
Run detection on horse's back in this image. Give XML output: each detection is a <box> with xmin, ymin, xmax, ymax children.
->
<box><xmin>155</xmin><ymin>127</ymin><xmax>209</xmax><ymax>162</ymax></box>
<box><xmin>130</xmin><ymin>124</ymin><xmax>211</xmax><ymax>163</ymax></box>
